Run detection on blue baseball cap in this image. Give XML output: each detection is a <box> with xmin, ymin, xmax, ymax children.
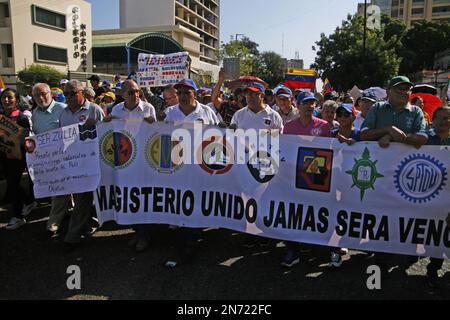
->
<box><xmin>337</xmin><ymin>103</ymin><xmax>354</xmax><ymax>114</ymax></box>
<box><xmin>275</xmin><ymin>87</ymin><xmax>293</xmax><ymax>98</ymax></box>
<box><xmin>245</xmin><ymin>82</ymin><xmax>265</xmax><ymax>94</ymax></box>
<box><xmin>361</xmin><ymin>90</ymin><xmax>377</xmax><ymax>102</ymax></box>
<box><xmin>174</xmin><ymin>79</ymin><xmax>198</xmax><ymax>91</ymax></box>
<box><xmin>297</xmin><ymin>91</ymin><xmax>318</xmax><ymax>104</ymax></box>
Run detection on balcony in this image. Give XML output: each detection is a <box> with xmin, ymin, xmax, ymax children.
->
<box><xmin>432</xmin><ymin>9</ymin><xmax>450</xmax><ymax>17</ymax></box>
<box><xmin>433</xmin><ymin>0</ymin><xmax>450</xmax><ymax>5</ymax></box>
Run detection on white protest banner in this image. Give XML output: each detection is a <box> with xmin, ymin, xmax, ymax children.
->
<box><xmin>137</xmin><ymin>52</ymin><xmax>189</xmax><ymax>88</ymax></box>
<box><xmin>0</xmin><ymin>114</ymin><xmax>24</xmax><ymax>159</ymax></box>
<box><xmin>26</xmin><ymin>124</ymin><xmax>100</xmax><ymax>198</ymax></box>
<box><xmin>94</xmin><ymin>121</ymin><xmax>450</xmax><ymax>259</ymax></box>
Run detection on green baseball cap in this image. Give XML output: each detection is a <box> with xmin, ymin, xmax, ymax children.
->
<box><xmin>388</xmin><ymin>76</ymin><xmax>413</xmax><ymax>88</ymax></box>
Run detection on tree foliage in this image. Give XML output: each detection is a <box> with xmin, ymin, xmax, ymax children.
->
<box><xmin>312</xmin><ymin>14</ymin><xmax>400</xmax><ymax>90</ymax></box>
<box><xmin>253</xmin><ymin>51</ymin><xmax>285</xmax><ymax>87</ymax></box>
<box><xmin>312</xmin><ymin>14</ymin><xmax>450</xmax><ymax>91</ymax></box>
<box><xmin>219</xmin><ymin>38</ymin><xmax>256</xmax><ymax>76</ymax></box>
<box><xmin>400</xmin><ymin>21</ymin><xmax>450</xmax><ymax>74</ymax></box>
<box><xmin>219</xmin><ymin>37</ymin><xmax>285</xmax><ymax>87</ymax></box>
<box><xmin>18</xmin><ymin>64</ymin><xmax>66</xmax><ymax>87</ymax></box>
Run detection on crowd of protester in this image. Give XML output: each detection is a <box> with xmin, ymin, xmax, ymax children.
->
<box><xmin>0</xmin><ymin>70</ymin><xmax>449</xmax><ymax>286</ymax></box>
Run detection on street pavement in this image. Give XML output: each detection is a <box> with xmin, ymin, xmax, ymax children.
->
<box><xmin>0</xmin><ymin>201</ymin><xmax>449</xmax><ymax>300</ymax></box>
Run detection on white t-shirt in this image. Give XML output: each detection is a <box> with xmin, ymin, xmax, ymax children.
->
<box><xmin>111</xmin><ymin>100</ymin><xmax>156</xmax><ymax>120</ymax></box>
<box><xmin>354</xmin><ymin>112</ymin><xmax>364</xmax><ymax>130</ymax></box>
<box><xmin>230</xmin><ymin>105</ymin><xmax>283</xmax><ymax>130</ymax></box>
<box><xmin>165</xmin><ymin>101</ymin><xmax>219</xmax><ymax>125</ymax></box>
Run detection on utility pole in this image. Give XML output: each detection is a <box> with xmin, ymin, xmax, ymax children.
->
<box><xmin>362</xmin><ymin>0</ymin><xmax>368</xmax><ymax>85</ymax></box>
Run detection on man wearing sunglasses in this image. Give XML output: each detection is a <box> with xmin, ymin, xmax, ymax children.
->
<box><xmin>165</xmin><ymin>79</ymin><xmax>219</xmax><ymax>125</ymax></box>
<box><xmin>360</xmin><ymin>76</ymin><xmax>428</xmax><ymax>149</ymax></box>
<box><xmin>106</xmin><ymin>80</ymin><xmax>156</xmax><ymax>252</ymax></box>
<box><xmin>108</xmin><ymin>80</ymin><xmax>156</xmax><ymax>123</ymax></box>
<box><xmin>280</xmin><ymin>91</ymin><xmax>331</xmax><ymax>268</ymax></box>
<box><xmin>60</xmin><ymin>80</ymin><xmax>104</xmax><ymax>253</ymax></box>
<box><xmin>163</xmin><ymin>79</ymin><xmax>219</xmax><ymax>267</ymax></box>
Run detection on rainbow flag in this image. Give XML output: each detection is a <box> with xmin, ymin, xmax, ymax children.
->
<box><xmin>284</xmin><ymin>69</ymin><xmax>317</xmax><ymax>91</ymax></box>
<box><xmin>322</xmin><ymin>78</ymin><xmax>333</xmax><ymax>96</ymax></box>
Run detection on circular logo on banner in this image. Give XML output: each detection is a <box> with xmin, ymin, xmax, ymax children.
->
<box><xmin>146</xmin><ymin>134</ymin><xmax>183</xmax><ymax>174</ymax></box>
<box><xmin>345</xmin><ymin>147</ymin><xmax>384</xmax><ymax>201</ymax></box>
<box><xmin>247</xmin><ymin>151</ymin><xmax>278</xmax><ymax>183</ymax></box>
<box><xmin>197</xmin><ymin>136</ymin><xmax>234</xmax><ymax>175</ymax></box>
<box><xmin>394</xmin><ymin>154</ymin><xmax>447</xmax><ymax>203</ymax></box>
<box><xmin>99</xmin><ymin>130</ymin><xmax>136</xmax><ymax>169</ymax></box>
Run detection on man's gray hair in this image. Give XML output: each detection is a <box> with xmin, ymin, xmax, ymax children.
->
<box><xmin>32</xmin><ymin>83</ymin><xmax>51</xmax><ymax>94</ymax></box>
<box><xmin>83</xmin><ymin>87</ymin><xmax>95</xmax><ymax>97</ymax></box>
<box><xmin>322</xmin><ymin>100</ymin><xmax>338</xmax><ymax>111</ymax></box>
<box><xmin>65</xmin><ymin>79</ymin><xmax>84</xmax><ymax>92</ymax></box>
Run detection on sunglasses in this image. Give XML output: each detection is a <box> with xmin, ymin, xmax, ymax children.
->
<box><xmin>177</xmin><ymin>89</ymin><xmax>194</xmax><ymax>95</ymax></box>
<box><xmin>336</xmin><ymin>112</ymin><xmax>352</xmax><ymax>118</ymax></box>
<box><xmin>64</xmin><ymin>90</ymin><xmax>81</xmax><ymax>98</ymax></box>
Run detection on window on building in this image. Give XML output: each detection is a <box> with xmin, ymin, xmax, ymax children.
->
<box><xmin>34</xmin><ymin>43</ymin><xmax>67</xmax><ymax>64</ymax></box>
<box><xmin>32</xmin><ymin>5</ymin><xmax>66</xmax><ymax>31</ymax></box>
<box><xmin>4</xmin><ymin>3</ymin><xmax>10</xmax><ymax>18</ymax></box>
<box><xmin>6</xmin><ymin>44</ymin><xmax>12</xmax><ymax>58</ymax></box>
<box><xmin>432</xmin><ymin>6</ymin><xmax>450</xmax><ymax>16</ymax></box>
<box><xmin>1</xmin><ymin>44</ymin><xmax>12</xmax><ymax>67</ymax></box>
<box><xmin>412</xmin><ymin>8</ymin><xmax>424</xmax><ymax>16</ymax></box>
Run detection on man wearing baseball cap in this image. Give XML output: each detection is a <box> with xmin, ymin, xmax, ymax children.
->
<box><xmin>280</xmin><ymin>91</ymin><xmax>331</xmax><ymax>268</ymax></box>
<box><xmin>354</xmin><ymin>90</ymin><xmax>377</xmax><ymax>130</ymax></box>
<box><xmin>360</xmin><ymin>76</ymin><xmax>427</xmax><ymax>149</ymax></box>
<box><xmin>360</xmin><ymin>75</ymin><xmax>428</xmax><ymax>277</ymax></box>
<box><xmin>60</xmin><ymin>79</ymin><xmax>69</xmax><ymax>91</ymax></box>
<box><xmin>165</xmin><ymin>79</ymin><xmax>219</xmax><ymax>125</ymax></box>
<box><xmin>88</xmin><ymin>74</ymin><xmax>106</xmax><ymax>99</ymax></box>
<box><xmin>273</xmin><ymin>87</ymin><xmax>298</xmax><ymax>125</ymax></box>
<box><xmin>164</xmin><ymin>78</ymin><xmax>219</xmax><ymax>266</ymax></box>
<box><xmin>230</xmin><ymin>82</ymin><xmax>283</xmax><ymax>130</ymax></box>
<box><xmin>282</xmin><ymin>92</ymin><xmax>331</xmax><ymax>137</ymax></box>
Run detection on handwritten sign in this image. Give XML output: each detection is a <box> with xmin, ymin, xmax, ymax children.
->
<box><xmin>137</xmin><ymin>52</ymin><xmax>189</xmax><ymax>88</ymax></box>
<box><xmin>26</xmin><ymin>124</ymin><xmax>100</xmax><ymax>198</ymax></box>
<box><xmin>0</xmin><ymin>115</ymin><xmax>24</xmax><ymax>159</ymax></box>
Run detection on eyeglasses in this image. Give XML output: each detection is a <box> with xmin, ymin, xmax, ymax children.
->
<box><xmin>34</xmin><ymin>92</ymin><xmax>50</xmax><ymax>97</ymax></box>
<box><xmin>126</xmin><ymin>89</ymin><xmax>141</xmax><ymax>96</ymax></box>
<box><xmin>64</xmin><ymin>90</ymin><xmax>81</xmax><ymax>98</ymax></box>
<box><xmin>336</xmin><ymin>112</ymin><xmax>352</xmax><ymax>118</ymax></box>
<box><xmin>177</xmin><ymin>90</ymin><xmax>194</xmax><ymax>95</ymax></box>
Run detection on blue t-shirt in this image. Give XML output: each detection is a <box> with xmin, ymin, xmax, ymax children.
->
<box><xmin>331</xmin><ymin>128</ymin><xmax>361</xmax><ymax>141</ymax></box>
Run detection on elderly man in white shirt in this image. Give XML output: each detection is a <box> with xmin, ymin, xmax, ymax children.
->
<box><xmin>109</xmin><ymin>79</ymin><xmax>156</xmax><ymax>121</ymax></box>
<box><xmin>106</xmin><ymin>79</ymin><xmax>156</xmax><ymax>252</ymax></box>
<box><xmin>164</xmin><ymin>79</ymin><xmax>219</xmax><ymax>267</ymax></box>
<box><xmin>165</xmin><ymin>79</ymin><xmax>219</xmax><ymax>125</ymax></box>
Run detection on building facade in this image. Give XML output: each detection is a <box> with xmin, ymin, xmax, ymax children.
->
<box><xmin>391</xmin><ymin>0</ymin><xmax>450</xmax><ymax>28</ymax></box>
<box><xmin>0</xmin><ymin>0</ymin><xmax>92</xmax><ymax>86</ymax></box>
<box><xmin>120</xmin><ymin>0</ymin><xmax>220</xmax><ymax>65</ymax></box>
<box><xmin>357</xmin><ymin>0</ymin><xmax>450</xmax><ymax>28</ymax></box>
<box><xmin>358</xmin><ymin>0</ymin><xmax>392</xmax><ymax>16</ymax></box>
